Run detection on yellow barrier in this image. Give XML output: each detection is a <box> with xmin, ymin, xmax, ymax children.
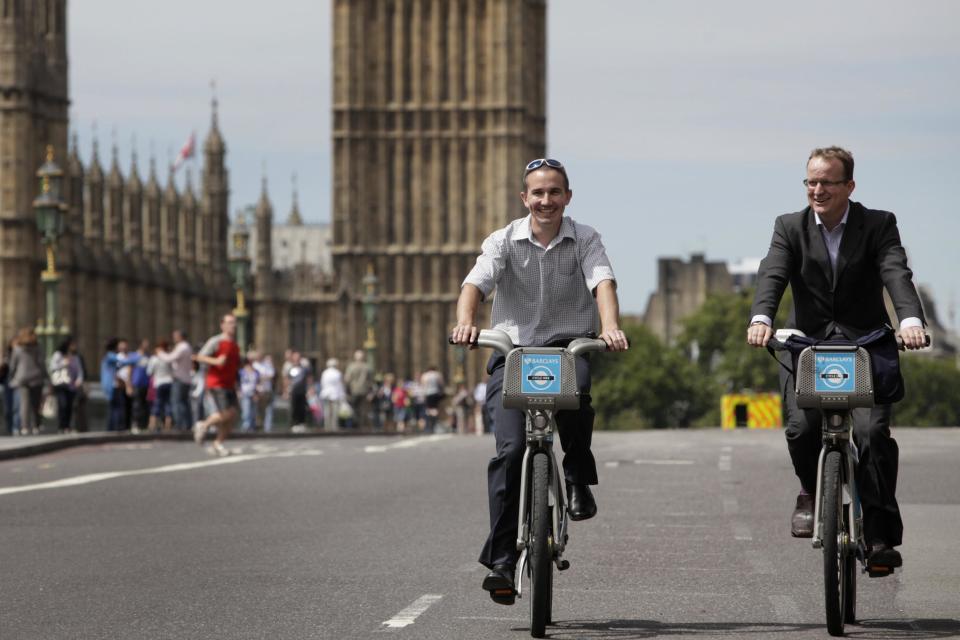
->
<box><xmin>721</xmin><ymin>392</ymin><xmax>782</xmax><ymax>429</ymax></box>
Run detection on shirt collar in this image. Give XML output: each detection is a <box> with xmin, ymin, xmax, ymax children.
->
<box><xmin>814</xmin><ymin>202</ymin><xmax>850</xmax><ymax>230</ymax></box>
<box><xmin>510</xmin><ymin>215</ymin><xmax>576</xmax><ymax>247</ymax></box>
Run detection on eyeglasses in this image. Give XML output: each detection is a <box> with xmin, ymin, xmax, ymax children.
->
<box><xmin>525</xmin><ymin>158</ymin><xmax>564</xmax><ymax>172</ymax></box>
<box><xmin>803</xmin><ymin>178</ymin><xmax>849</xmax><ymax>189</ymax></box>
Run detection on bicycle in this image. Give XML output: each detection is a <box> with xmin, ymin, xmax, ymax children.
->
<box><xmin>768</xmin><ymin>329</ymin><xmax>928</xmax><ymax>636</ymax></box>
<box><xmin>457</xmin><ymin>329</ymin><xmax>611</xmax><ymax>638</ymax></box>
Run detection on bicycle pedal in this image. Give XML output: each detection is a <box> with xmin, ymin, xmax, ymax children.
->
<box><xmin>557</xmin><ymin>559</ymin><xmax>570</xmax><ymax>571</ymax></box>
<box><xmin>867</xmin><ymin>566</ymin><xmax>894</xmax><ymax>578</ymax></box>
<box><xmin>489</xmin><ymin>589</ymin><xmax>516</xmax><ymax>606</ymax></box>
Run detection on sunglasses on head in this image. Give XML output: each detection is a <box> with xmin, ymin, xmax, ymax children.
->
<box><xmin>525</xmin><ymin>158</ymin><xmax>564</xmax><ymax>172</ymax></box>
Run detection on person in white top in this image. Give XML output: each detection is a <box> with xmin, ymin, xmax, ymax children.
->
<box><xmin>319</xmin><ymin>358</ymin><xmax>345</xmax><ymax>431</ymax></box>
<box><xmin>253</xmin><ymin>353</ymin><xmax>276</xmax><ymax>432</ymax></box>
<box><xmin>157</xmin><ymin>329</ymin><xmax>194</xmax><ymax>430</ymax></box>
<box><xmin>147</xmin><ymin>339</ymin><xmax>175</xmax><ymax>432</ymax></box>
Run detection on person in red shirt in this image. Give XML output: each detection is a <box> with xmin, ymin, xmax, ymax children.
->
<box><xmin>192</xmin><ymin>314</ymin><xmax>241</xmax><ymax>456</ymax></box>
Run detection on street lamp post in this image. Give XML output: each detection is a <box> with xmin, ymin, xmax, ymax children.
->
<box><xmin>228</xmin><ymin>212</ymin><xmax>251</xmax><ymax>355</ymax></box>
<box><xmin>33</xmin><ymin>145</ymin><xmax>69</xmax><ymax>362</ymax></box>
<box><xmin>362</xmin><ymin>263</ymin><xmax>379</xmax><ymax>370</ymax></box>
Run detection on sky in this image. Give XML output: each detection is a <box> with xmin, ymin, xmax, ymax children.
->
<box><xmin>70</xmin><ymin>1</ymin><xmax>960</xmax><ymax>328</ymax></box>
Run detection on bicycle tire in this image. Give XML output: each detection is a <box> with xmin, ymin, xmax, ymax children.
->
<box><xmin>822</xmin><ymin>450</ymin><xmax>846</xmax><ymax>636</ymax></box>
<box><xmin>529</xmin><ymin>451</ymin><xmax>552</xmax><ymax>638</ymax></box>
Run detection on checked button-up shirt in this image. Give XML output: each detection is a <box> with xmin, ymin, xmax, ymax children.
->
<box><xmin>463</xmin><ymin>215</ymin><xmax>616</xmax><ymax>347</ymax></box>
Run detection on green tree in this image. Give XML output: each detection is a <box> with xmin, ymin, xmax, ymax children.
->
<box><xmin>893</xmin><ymin>355</ymin><xmax>960</xmax><ymax>426</ymax></box>
<box><xmin>676</xmin><ymin>288</ymin><xmax>793</xmax><ymax>394</ymax></box>
<box><xmin>591</xmin><ymin>321</ymin><xmax>715</xmax><ymax>429</ymax></box>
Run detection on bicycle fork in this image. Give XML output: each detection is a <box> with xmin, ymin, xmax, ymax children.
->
<box><xmin>811</xmin><ymin>424</ymin><xmax>862</xmax><ymax>561</ymax></box>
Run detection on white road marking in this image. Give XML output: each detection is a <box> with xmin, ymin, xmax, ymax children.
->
<box><xmin>718</xmin><ymin>454</ymin><xmax>732</xmax><ymax>471</ymax></box>
<box><xmin>604</xmin><ymin>460</ymin><xmax>620</xmax><ymax>468</ymax></box>
<box><xmin>633</xmin><ymin>459</ymin><xmax>694</xmax><ymax>465</ymax></box>
<box><xmin>380</xmin><ymin>594</ymin><xmax>443</xmax><ymax>630</ymax></box>
<box><xmin>733</xmin><ymin>522</ymin><xmax>753</xmax><ymax>541</ymax></box>
<box><xmin>721</xmin><ymin>446</ymin><xmax>733</xmax><ymax>453</ymax></box>
<box><xmin>0</xmin><ymin>449</ymin><xmax>322</xmax><ymax>497</ymax></box>
<box><xmin>364</xmin><ymin>434</ymin><xmax>452</xmax><ymax>453</ymax></box>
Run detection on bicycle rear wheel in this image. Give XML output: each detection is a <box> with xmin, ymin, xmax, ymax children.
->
<box><xmin>822</xmin><ymin>450</ymin><xmax>847</xmax><ymax>636</ymax></box>
<box><xmin>529</xmin><ymin>451</ymin><xmax>552</xmax><ymax>638</ymax></box>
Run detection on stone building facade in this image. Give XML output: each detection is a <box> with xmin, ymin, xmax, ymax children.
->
<box><xmin>643</xmin><ymin>254</ymin><xmax>733</xmax><ymax>344</ymax></box>
<box><xmin>0</xmin><ymin>0</ymin><xmax>233</xmax><ymax>365</ymax></box>
<box><xmin>251</xmin><ymin>0</ymin><xmax>549</xmax><ymax>384</ymax></box>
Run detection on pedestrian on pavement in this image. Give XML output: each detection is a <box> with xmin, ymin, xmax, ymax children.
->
<box><xmin>130</xmin><ymin>339</ymin><xmax>152</xmax><ymax>433</ymax></box>
<box><xmin>747</xmin><ymin>145</ymin><xmax>928</xmax><ymax>573</ymax></box>
<box><xmin>8</xmin><ymin>327</ymin><xmax>47</xmax><ymax>435</ymax></box>
<box><xmin>48</xmin><ymin>337</ymin><xmax>83</xmax><ymax>434</ymax></box>
<box><xmin>253</xmin><ymin>353</ymin><xmax>276</xmax><ymax>432</ymax></box>
<box><xmin>420</xmin><ymin>366</ymin><xmax>445</xmax><ymax>433</ymax></box>
<box><xmin>450</xmin><ymin>157</ymin><xmax>629</xmax><ymax>604</ymax></box>
<box><xmin>343</xmin><ymin>349</ymin><xmax>374</xmax><ymax>428</ymax></box>
<box><xmin>158</xmin><ymin>329</ymin><xmax>194</xmax><ymax>430</ymax></box>
<box><xmin>319</xmin><ymin>357</ymin><xmax>345</xmax><ymax>431</ymax></box>
<box><xmin>192</xmin><ymin>314</ymin><xmax>242</xmax><ymax>456</ymax></box>
<box><xmin>286</xmin><ymin>351</ymin><xmax>310</xmax><ymax>431</ymax></box>
<box><xmin>473</xmin><ymin>377</ymin><xmax>489</xmax><ymax>434</ymax></box>
<box><xmin>147</xmin><ymin>339</ymin><xmax>174</xmax><ymax>432</ymax></box>
<box><xmin>0</xmin><ymin>340</ymin><xmax>13</xmax><ymax>435</ymax></box>
<box><xmin>238</xmin><ymin>357</ymin><xmax>259</xmax><ymax>433</ymax></box>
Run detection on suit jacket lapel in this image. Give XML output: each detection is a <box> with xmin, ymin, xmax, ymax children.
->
<box><xmin>835</xmin><ymin>201</ymin><xmax>863</xmax><ymax>289</ymax></box>
<box><xmin>805</xmin><ymin>208</ymin><xmax>834</xmax><ymax>287</ymax></box>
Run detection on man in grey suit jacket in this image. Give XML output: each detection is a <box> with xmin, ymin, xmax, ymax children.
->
<box><xmin>747</xmin><ymin>146</ymin><xmax>927</xmax><ymax>572</ymax></box>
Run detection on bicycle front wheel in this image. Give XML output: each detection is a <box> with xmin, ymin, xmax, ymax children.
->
<box><xmin>822</xmin><ymin>450</ymin><xmax>847</xmax><ymax>636</ymax></box>
<box><xmin>528</xmin><ymin>451</ymin><xmax>553</xmax><ymax>638</ymax></box>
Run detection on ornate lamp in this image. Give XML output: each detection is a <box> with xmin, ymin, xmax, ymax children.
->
<box><xmin>228</xmin><ymin>211</ymin><xmax>252</xmax><ymax>354</ymax></box>
<box><xmin>362</xmin><ymin>263</ymin><xmax>379</xmax><ymax>369</ymax></box>
<box><xmin>33</xmin><ymin>145</ymin><xmax>69</xmax><ymax>361</ymax></box>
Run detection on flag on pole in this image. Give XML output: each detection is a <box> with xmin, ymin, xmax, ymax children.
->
<box><xmin>172</xmin><ymin>131</ymin><xmax>196</xmax><ymax>171</ymax></box>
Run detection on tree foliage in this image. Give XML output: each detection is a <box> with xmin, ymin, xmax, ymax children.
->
<box><xmin>894</xmin><ymin>355</ymin><xmax>960</xmax><ymax>426</ymax></box>
<box><xmin>590</xmin><ymin>321</ymin><xmax>714</xmax><ymax>429</ymax></box>
<box><xmin>675</xmin><ymin>288</ymin><xmax>793</xmax><ymax>396</ymax></box>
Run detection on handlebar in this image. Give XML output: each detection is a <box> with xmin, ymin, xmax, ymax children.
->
<box><xmin>449</xmin><ymin>329</ymin><xmax>616</xmax><ymax>357</ymax></box>
<box><xmin>765</xmin><ymin>330</ymin><xmax>930</xmax><ymax>352</ymax></box>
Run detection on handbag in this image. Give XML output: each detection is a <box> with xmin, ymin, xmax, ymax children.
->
<box><xmin>41</xmin><ymin>394</ymin><xmax>57</xmax><ymax>420</ymax></box>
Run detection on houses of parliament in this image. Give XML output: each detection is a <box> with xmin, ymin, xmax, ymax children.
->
<box><xmin>0</xmin><ymin>0</ymin><xmax>548</xmax><ymax>386</ymax></box>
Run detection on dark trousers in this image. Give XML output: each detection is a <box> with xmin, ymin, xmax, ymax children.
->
<box><xmin>54</xmin><ymin>385</ymin><xmax>75</xmax><ymax>432</ymax></box>
<box><xmin>132</xmin><ymin>386</ymin><xmax>150</xmax><ymax>429</ymax></box>
<box><xmin>781</xmin><ymin>362</ymin><xmax>903</xmax><ymax>546</ymax></box>
<box><xmin>479</xmin><ymin>353</ymin><xmax>597</xmax><ymax>569</ymax></box>
<box><xmin>171</xmin><ymin>381</ymin><xmax>193</xmax><ymax>429</ymax></box>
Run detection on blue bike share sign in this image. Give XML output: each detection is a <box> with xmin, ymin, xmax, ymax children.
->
<box><xmin>520</xmin><ymin>354</ymin><xmax>562</xmax><ymax>395</ymax></box>
<box><xmin>814</xmin><ymin>352</ymin><xmax>856</xmax><ymax>393</ymax></box>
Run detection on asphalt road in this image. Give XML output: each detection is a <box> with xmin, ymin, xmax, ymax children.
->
<box><xmin>1</xmin><ymin>429</ymin><xmax>958</xmax><ymax>640</ymax></box>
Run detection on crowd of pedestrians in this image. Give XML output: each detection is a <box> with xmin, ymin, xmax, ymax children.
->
<box><xmin>0</xmin><ymin>324</ymin><xmax>492</xmax><ymax>438</ymax></box>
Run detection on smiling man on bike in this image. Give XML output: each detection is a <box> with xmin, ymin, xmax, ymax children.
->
<box><xmin>451</xmin><ymin>158</ymin><xmax>629</xmax><ymax>604</ymax></box>
<box><xmin>747</xmin><ymin>146</ymin><xmax>927</xmax><ymax>572</ymax></box>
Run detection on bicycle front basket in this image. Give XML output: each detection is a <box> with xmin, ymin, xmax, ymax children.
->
<box><xmin>501</xmin><ymin>347</ymin><xmax>581</xmax><ymax>411</ymax></box>
<box><xmin>795</xmin><ymin>344</ymin><xmax>874</xmax><ymax>410</ymax></box>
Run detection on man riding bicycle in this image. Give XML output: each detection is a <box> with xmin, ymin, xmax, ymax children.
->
<box><xmin>746</xmin><ymin>146</ymin><xmax>927</xmax><ymax>572</ymax></box>
<box><xmin>451</xmin><ymin>158</ymin><xmax>629</xmax><ymax>604</ymax></box>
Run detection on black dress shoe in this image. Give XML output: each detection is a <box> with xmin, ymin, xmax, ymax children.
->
<box><xmin>791</xmin><ymin>493</ymin><xmax>814</xmax><ymax>538</ymax></box>
<box><xmin>482</xmin><ymin>564</ymin><xmax>516</xmax><ymax>605</ymax></box>
<box><xmin>867</xmin><ymin>542</ymin><xmax>902</xmax><ymax>573</ymax></box>
<box><xmin>567</xmin><ymin>483</ymin><xmax>597</xmax><ymax>521</ymax></box>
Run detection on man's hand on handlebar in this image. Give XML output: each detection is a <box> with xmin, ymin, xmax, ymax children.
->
<box><xmin>450</xmin><ymin>323</ymin><xmax>479</xmax><ymax>347</ymax></box>
<box><xmin>746</xmin><ymin>322</ymin><xmax>773</xmax><ymax>348</ymax></box>
<box><xmin>899</xmin><ymin>326</ymin><xmax>928</xmax><ymax>350</ymax></box>
<box><xmin>599</xmin><ymin>327</ymin><xmax>629</xmax><ymax>352</ymax></box>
